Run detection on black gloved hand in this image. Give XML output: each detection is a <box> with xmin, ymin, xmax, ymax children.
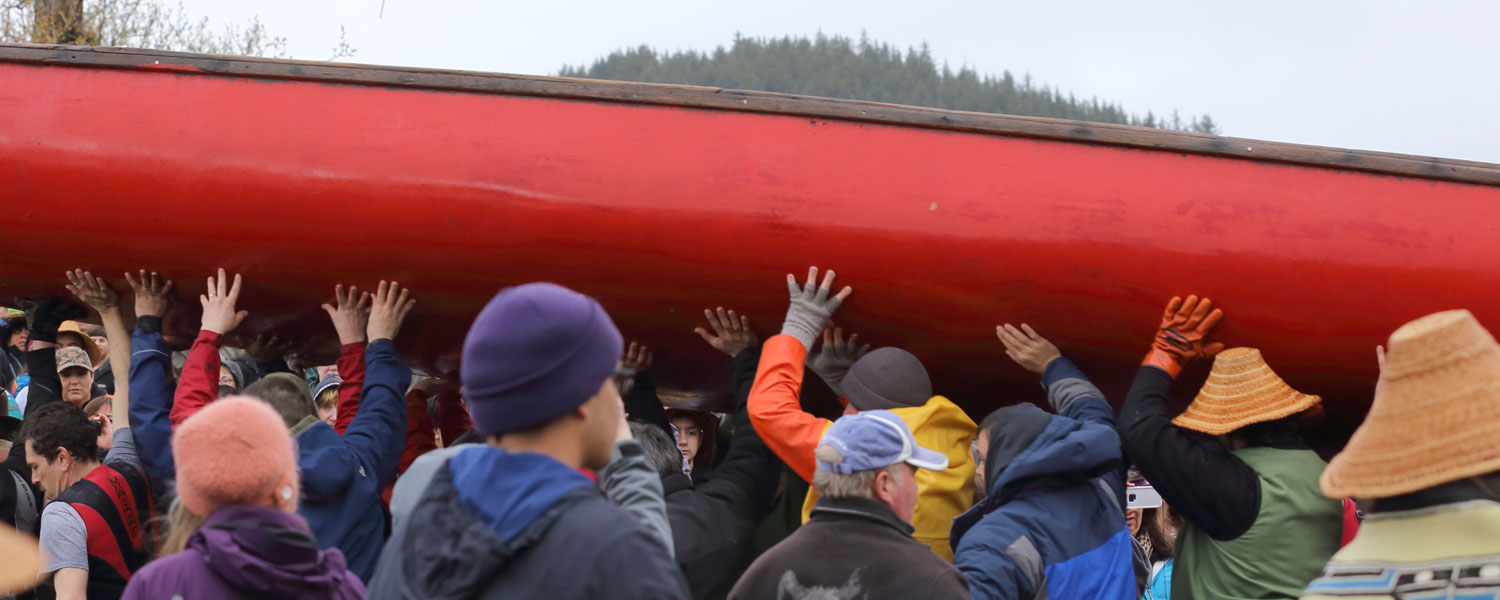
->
<box><xmin>21</xmin><ymin>297</ymin><xmax>87</xmax><ymax>344</ymax></box>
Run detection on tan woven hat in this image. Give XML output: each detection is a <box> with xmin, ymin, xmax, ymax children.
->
<box><xmin>57</xmin><ymin>321</ymin><xmax>105</xmax><ymax>368</ymax></box>
<box><xmin>1171</xmin><ymin>347</ymin><xmax>1321</xmax><ymax>436</ymax></box>
<box><xmin>1321</xmin><ymin>310</ymin><xmax>1500</xmax><ymax>499</ymax></box>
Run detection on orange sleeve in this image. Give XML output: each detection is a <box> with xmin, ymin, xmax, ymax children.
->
<box><xmin>748</xmin><ymin>335</ymin><xmax>831</xmax><ymax>482</ymax></box>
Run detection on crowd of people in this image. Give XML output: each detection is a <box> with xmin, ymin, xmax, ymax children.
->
<box><xmin>0</xmin><ymin>264</ymin><xmax>1497</xmax><ymax>600</ymax></box>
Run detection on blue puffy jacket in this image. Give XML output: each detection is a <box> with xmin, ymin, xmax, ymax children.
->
<box><xmin>127</xmin><ymin>316</ymin><xmax>177</xmax><ymax>483</ymax></box>
<box><xmin>952</xmin><ymin>358</ymin><xmax>1136</xmax><ymax>600</ymax></box>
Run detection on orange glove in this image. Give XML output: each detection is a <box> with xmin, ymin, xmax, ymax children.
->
<box><xmin>1142</xmin><ymin>295</ymin><xmax>1225</xmax><ymax>377</ymax></box>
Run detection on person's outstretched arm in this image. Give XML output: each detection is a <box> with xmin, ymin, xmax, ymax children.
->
<box><xmin>1116</xmin><ymin>295</ymin><xmax>1260</xmax><ymax>541</ymax></box>
<box><xmin>123</xmin><ymin>271</ymin><xmax>177</xmax><ymax>482</ymax></box>
<box><xmin>170</xmin><ymin>269</ymin><xmax>247</xmax><ymax>427</ymax></box>
<box><xmin>997</xmin><ymin>322</ymin><xmax>1127</xmax><ymax>503</ymax></box>
<box><xmin>341</xmin><ymin>281</ymin><xmax>414</xmax><ymax>488</ymax></box>
<box><xmin>748</xmin><ymin>267</ymin><xmax>851</xmax><ymax>483</ymax></box>
<box><xmin>996</xmin><ymin>323</ymin><xmax>1113</xmax><ymax>425</ymax></box>
<box><xmin>619</xmin><ymin>342</ymin><xmax>671</xmax><ymax>437</ymax></box>
<box><xmin>66</xmin><ymin>270</ymin><xmax>132</xmax><ymax>427</ymax></box>
<box><xmin>321</xmin><ymin>284</ymin><xmax>371</xmax><ymax>435</ymax></box>
<box><xmin>695</xmin><ymin>308</ymin><xmax>783</xmax><ymax>519</ymax></box>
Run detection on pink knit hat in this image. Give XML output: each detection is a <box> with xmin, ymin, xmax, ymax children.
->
<box><xmin>173</xmin><ymin>396</ymin><xmax>298</xmax><ymax>516</ymax></box>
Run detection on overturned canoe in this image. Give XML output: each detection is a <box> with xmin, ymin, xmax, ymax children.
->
<box><xmin>3</xmin><ymin>44</ymin><xmax>1499</xmax><ymax>446</ymax></box>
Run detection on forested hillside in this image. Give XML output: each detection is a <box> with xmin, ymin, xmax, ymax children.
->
<box><xmin>560</xmin><ymin>34</ymin><xmax>1218</xmax><ymax>134</ymax></box>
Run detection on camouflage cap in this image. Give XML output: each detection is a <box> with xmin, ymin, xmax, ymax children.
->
<box><xmin>55</xmin><ymin>346</ymin><xmax>95</xmax><ymax>374</ymax></box>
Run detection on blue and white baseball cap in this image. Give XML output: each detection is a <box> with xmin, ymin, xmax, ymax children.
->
<box><xmin>816</xmin><ymin>410</ymin><xmax>949</xmax><ymax>475</ymax></box>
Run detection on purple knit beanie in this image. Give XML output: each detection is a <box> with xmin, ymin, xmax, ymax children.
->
<box><xmin>461</xmin><ymin>283</ymin><xmax>623</xmax><ymax>435</ymax></box>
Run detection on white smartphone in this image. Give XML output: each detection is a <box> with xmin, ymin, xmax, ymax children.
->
<box><xmin>1127</xmin><ymin>485</ymin><xmax>1162</xmax><ymax>509</ymax></box>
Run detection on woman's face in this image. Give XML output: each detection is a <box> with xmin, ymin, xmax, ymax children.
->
<box><xmin>60</xmin><ymin>367</ymin><xmax>94</xmax><ymax>407</ymax></box>
<box><xmin>1126</xmin><ymin>508</ymin><xmax>1143</xmax><ymax>536</ymax></box>
<box><xmin>7</xmin><ymin>327</ymin><xmax>26</xmax><ymax>350</ymax></box>
<box><xmin>670</xmin><ymin>416</ymin><xmax>702</xmax><ymax>465</ymax></box>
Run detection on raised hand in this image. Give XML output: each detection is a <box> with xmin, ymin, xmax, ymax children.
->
<box><xmin>621</xmin><ymin>341</ymin><xmax>653</xmax><ymax>374</ymax></box>
<box><xmin>65</xmin><ymin>269</ymin><xmax>121</xmax><ymax>315</ymax></box>
<box><xmin>124</xmin><ymin>270</ymin><xmax>175</xmax><ymax>318</ymax></box>
<box><xmin>781</xmin><ymin>266</ymin><xmax>853</xmax><ymax>350</ymax></box>
<box><xmin>199</xmin><ymin>268</ymin><xmax>248</xmax><ymax>335</ymax></box>
<box><xmin>996</xmin><ymin>323</ymin><xmax>1062</xmax><ymax>375</ymax></box>
<box><xmin>366</xmin><ymin>280</ymin><xmax>416</xmax><ymax>342</ymax></box>
<box><xmin>808</xmin><ymin>327</ymin><xmax>870</xmax><ymax>396</ymax></box>
<box><xmin>321</xmin><ymin>284</ymin><xmax>372</xmax><ymax>345</ymax></box>
<box><xmin>1144</xmin><ymin>295</ymin><xmax>1225</xmax><ymax>377</ymax></box>
<box><xmin>694</xmin><ymin>307</ymin><xmax>758</xmax><ymax>357</ymax></box>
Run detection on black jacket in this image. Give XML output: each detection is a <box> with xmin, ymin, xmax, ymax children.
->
<box><xmin>730</xmin><ymin>496</ymin><xmax>969</xmax><ymax>600</ymax></box>
<box><xmin>664</xmin><ymin>347</ymin><xmax>782</xmax><ymax>600</ymax></box>
<box><xmin>1118</xmin><ymin>366</ymin><xmax>1311</xmax><ymax>541</ymax></box>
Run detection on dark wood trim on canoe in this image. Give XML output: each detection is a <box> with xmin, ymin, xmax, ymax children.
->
<box><xmin>6</xmin><ymin>43</ymin><xmax>1499</xmax><ymax>187</ymax></box>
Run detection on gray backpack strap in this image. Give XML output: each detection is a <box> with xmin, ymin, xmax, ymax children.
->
<box><xmin>9</xmin><ymin>468</ymin><xmax>37</xmax><ymax>535</ymax></box>
<box><xmin>1095</xmin><ymin>477</ymin><xmax>1124</xmax><ymax>513</ymax></box>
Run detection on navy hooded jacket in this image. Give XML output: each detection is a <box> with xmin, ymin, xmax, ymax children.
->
<box><xmin>951</xmin><ymin>358</ymin><xmax>1136</xmax><ymax>600</ymax></box>
<box><xmin>369</xmin><ymin>445</ymin><xmax>690</xmax><ymax>599</ymax></box>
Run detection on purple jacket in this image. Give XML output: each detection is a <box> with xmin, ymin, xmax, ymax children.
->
<box><xmin>123</xmin><ymin>505</ymin><xmax>366</xmax><ymax>599</ymax></box>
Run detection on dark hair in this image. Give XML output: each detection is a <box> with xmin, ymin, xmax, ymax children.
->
<box><xmin>18</xmin><ymin>403</ymin><xmax>99</xmax><ymax>463</ymax></box>
<box><xmin>1234</xmin><ymin>416</ymin><xmax>1302</xmax><ymax>447</ymax></box>
<box><xmin>629</xmin><ymin>421</ymin><xmax>681</xmax><ymax>479</ymax></box>
<box><xmin>242</xmin><ymin>377</ymin><xmax>315</xmax><ymax>429</ymax></box>
<box><xmin>80</xmin><ymin>323</ymin><xmax>106</xmax><ymax>338</ymax></box>
<box><xmin>1142</xmin><ymin>504</ymin><xmax>1184</xmax><ymax>562</ymax></box>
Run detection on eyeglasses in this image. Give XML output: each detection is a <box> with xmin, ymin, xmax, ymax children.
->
<box><xmin>971</xmin><ymin>440</ymin><xmax>982</xmax><ymax>465</ymax></box>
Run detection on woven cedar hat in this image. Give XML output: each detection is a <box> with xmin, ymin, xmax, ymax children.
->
<box><xmin>1321</xmin><ymin>310</ymin><xmax>1500</xmax><ymax>499</ymax></box>
<box><xmin>1171</xmin><ymin>347</ymin><xmax>1321</xmax><ymax>436</ymax></box>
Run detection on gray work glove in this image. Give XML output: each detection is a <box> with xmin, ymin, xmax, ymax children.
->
<box><xmin>807</xmin><ymin>329</ymin><xmax>870</xmax><ymax>397</ymax></box>
<box><xmin>780</xmin><ymin>267</ymin><xmax>850</xmax><ymax>350</ymax></box>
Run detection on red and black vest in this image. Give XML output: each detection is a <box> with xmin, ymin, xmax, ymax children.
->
<box><xmin>39</xmin><ymin>461</ymin><xmax>157</xmax><ymax>600</ymax></box>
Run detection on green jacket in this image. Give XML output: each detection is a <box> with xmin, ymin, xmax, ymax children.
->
<box><xmin>1174</xmin><ymin>447</ymin><xmax>1343</xmax><ymax>599</ymax></box>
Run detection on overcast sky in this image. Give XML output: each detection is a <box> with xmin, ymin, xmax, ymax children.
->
<box><xmin>185</xmin><ymin>0</ymin><xmax>1499</xmax><ymax>164</ymax></box>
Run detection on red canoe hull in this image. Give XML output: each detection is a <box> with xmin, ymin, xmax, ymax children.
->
<box><xmin>4</xmin><ymin>45</ymin><xmax>1499</xmax><ymax>445</ymax></box>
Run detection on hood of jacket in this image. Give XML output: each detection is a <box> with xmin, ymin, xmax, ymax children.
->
<box><xmin>295</xmin><ymin>422</ymin><xmax>358</xmax><ymax>503</ymax></box>
<box><xmin>983</xmin><ymin>403</ymin><xmax>1120</xmax><ymax>505</ymax></box>
<box><xmin>390</xmin><ymin>446</ymin><xmax>597</xmax><ymax>596</ymax></box>
<box><xmin>192</xmin><ymin>505</ymin><xmax>357</xmax><ymax>596</ymax></box>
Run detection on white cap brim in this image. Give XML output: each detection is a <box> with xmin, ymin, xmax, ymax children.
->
<box><xmin>905</xmin><ymin>444</ymin><xmax>949</xmax><ymax>471</ymax></box>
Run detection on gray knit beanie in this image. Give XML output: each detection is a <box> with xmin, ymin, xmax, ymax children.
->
<box><xmin>842</xmin><ymin>348</ymin><xmax>932</xmax><ymax>411</ymax></box>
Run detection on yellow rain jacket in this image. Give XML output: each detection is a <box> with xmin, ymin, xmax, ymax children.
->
<box><xmin>748</xmin><ymin>335</ymin><xmax>977</xmax><ymax>561</ymax></box>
